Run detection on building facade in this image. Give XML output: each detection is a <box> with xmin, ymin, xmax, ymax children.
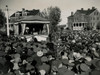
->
<box><xmin>68</xmin><ymin>7</ymin><xmax>100</xmax><ymax>30</ymax></box>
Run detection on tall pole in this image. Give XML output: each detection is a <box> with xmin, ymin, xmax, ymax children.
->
<box><xmin>6</xmin><ymin>5</ymin><xmax>10</xmax><ymax>37</ymax></box>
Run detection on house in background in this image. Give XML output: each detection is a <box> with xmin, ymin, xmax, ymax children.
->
<box><xmin>68</xmin><ymin>7</ymin><xmax>100</xmax><ymax>30</ymax></box>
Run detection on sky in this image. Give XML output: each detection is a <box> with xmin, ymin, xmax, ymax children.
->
<box><xmin>0</xmin><ymin>0</ymin><xmax>100</xmax><ymax>25</ymax></box>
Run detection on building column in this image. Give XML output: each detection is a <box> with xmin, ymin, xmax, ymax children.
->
<box><xmin>14</xmin><ymin>23</ymin><xmax>19</xmax><ymax>35</ymax></box>
<box><xmin>21</xmin><ymin>23</ymin><xmax>26</xmax><ymax>35</ymax></box>
<box><xmin>46</xmin><ymin>24</ymin><xmax>49</xmax><ymax>35</ymax></box>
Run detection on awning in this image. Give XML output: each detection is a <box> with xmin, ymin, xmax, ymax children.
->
<box><xmin>20</xmin><ymin>15</ymin><xmax>50</xmax><ymax>24</ymax></box>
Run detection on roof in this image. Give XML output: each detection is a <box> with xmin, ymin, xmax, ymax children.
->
<box><xmin>10</xmin><ymin>9</ymin><xmax>40</xmax><ymax>17</ymax></box>
<box><xmin>21</xmin><ymin>15</ymin><xmax>49</xmax><ymax>21</ymax></box>
<box><xmin>77</xmin><ymin>8</ymin><xmax>96</xmax><ymax>15</ymax></box>
<box><xmin>68</xmin><ymin>8</ymin><xmax>96</xmax><ymax>18</ymax></box>
<box><xmin>26</xmin><ymin>10</ymin><xmax>40</xmax><ymax>16</ymax></box>
<box><xmin>57</xmin><ymin>24</ymin><xmax>66</xmax><ymax>27</ymax></box>
<box><xmin>68</xmin><ymin>15</ymin><xmax>74</xmax><ymax>18</ymax></box>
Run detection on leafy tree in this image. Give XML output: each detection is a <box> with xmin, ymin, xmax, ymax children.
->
<box><xmin>84</xmin><ymin>24</ymin><xmax>93</xmax><ymax>30</ymax></box>
<box><xmin>96</xmin><ymin>22</ymin><xmax>100</xmax><ymax>30</ymax></box>
<box><xmin>41</xmin><ymin>6</ymin><xmax>61</xmax><ymax>41</ymax></box>
<box><xmin>0</xmin><ymin>9</ymin><xmax>6</xmax><ymax>27</ymax></box>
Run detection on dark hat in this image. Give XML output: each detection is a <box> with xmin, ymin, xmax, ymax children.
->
<box><xmin>0</xmin><ymin>57</ymin><xmax>6</xmax><ymax>65</ymax></box>
<box><xmin>33</xmin><ymin>45</ymin><xmax>38</xmax><ymax>52</ymax></box>
<box><xmin>26</xmin><ymin>63</ymin><xmax>34</xmax><ymax>70</ymax></box>
<box><xmin>51</xmin><ymin>66</ymin><xmax>58</xmax><ymax>72</ymax></box>
<box><xmin>14</xmin><ymin>53</ymin><xmax>20</xmax><ymax>58</ymax></box>
<box><xmin>58</xmin><ymin>66</ymin><xmax>67</xmax><ymax>75</ymax></box>
<box><xmin>43</xmin><ymin>49</ymin><xmax>48</xmax><ymax>53</ymax></box>
<box><xmin>62</xmin><ymin>59</ymin><xmax>69</xmax><ymax>65</ymax></box>
<box><xmin>0</xmin><ymin>51</ymin><xmax>6</xmax><ymax>56</ymax></box>
<box><xmin>26</xmin><ymin>56</ymin><xmax>33</xmax><ymax>62</ymax></box>
<box><xmin>52</xmin><ymin>59</ymin><xmax>62</xmax><ymax>68</ymax></box>
<box><xmin>27</xmin><ymin>49</ymin><xmax>33</xmax><ymax>56</ymax></box>
<box><xmin>38</xmin><ymin>63</ymin><xmax>50</xmax><ymax>73</ymax></box>
<box><xmin>22</xmin><ymin>42</ymin><xmax>26</xmax><ymax>47</ymax></box>
<box><xmin>0</xmin><ymin>63</ymin><xmax>3</xmax><ymax>70</ymax></box>
<box><xmin>26</xmin><ymin>43</ymin><xmax>32</xmax><ymax>48</ymax></box>
<box><xmin>41</xmin><ymin>56</ymin><xmax>48</xmax><ymax>62</ymax></box>
<box><xmin>58</xmin><ymin>66</ymin><xmax>75</xmax><ymax>75</ymax></box>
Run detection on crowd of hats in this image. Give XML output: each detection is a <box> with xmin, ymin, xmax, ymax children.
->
<box><xmin>0</xmin><ymin>30</ymin><xmax>100</xmax><ymax>75</ymax></box>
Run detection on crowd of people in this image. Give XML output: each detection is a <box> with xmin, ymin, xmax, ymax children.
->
<box><xmin>0</xmin><ymin>30</ymin><xmax>100</xmax><ymax>75</ymax></box>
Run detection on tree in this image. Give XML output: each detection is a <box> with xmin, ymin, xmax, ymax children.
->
<box><xmin>84</xmin><ymin>24</ymin><xmax>93</xmax><ymax>30</ymax></box>
<box><xmin>49</xmin><ymin>6</ymin><xmax>61</xmax><ymax>33</ymax></box>
<box><xmin>96</xmin><ymin>22</ymin><xmax>100</xmax><ymax>30</ymax></box>
<box><xmin>0</xmin><ymin>9</ymin><xmax>6</xmax><ymax>27</ymax></box>
<box><xmin>41</xmin><ymin>6</ymin><xmax>61</xmax><ymax>41</ymax></box>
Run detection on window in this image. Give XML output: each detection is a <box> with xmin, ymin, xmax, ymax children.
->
<box><xmin>91</xmin><ymin>23</ymin><xmax>92</xmax><ymax>26</ymax></box>
<box><xmin>93</xmin><ymin>23</ymin><xmax>95</xmax><ymax>25</ymax></box>
<box><xmin>76</xmin><ymin>23</ymin><xmax>78</xmax><ymax>26</ymax></box>
<box><xmin>74</xmin><ymin>24</ymin><xmax>75</xmax><ymax>26</ymax></box>
<box><xmin>97</xmin><ymin>17</ymin><xmax>99</xmax><ymax>20</ymax></box>
<box><xmin>83</xmin><ymin>23</ymin><xmax>84</xmax><ymax>27</ymax></box>
<box><xmin>94</xmin><ymin>12</ymin><xmax>96</xmax><ymax>15</ymax></box>
<box><xmin>79</xmin><ymin>23</ymin><xmax>81</xmax><ymax>26</ymax></box>
<box><xmin>90</xmin><ymin>17</ymin><xmax>92</xmax><ymax>20</ymax></box>
<box><xmin>93</xmin><ymin>17</ymin><xmax>95</xmax><ymax>20</ymax></box>
<box><xmin>15</xmin><ymin>13</ymin><xmax>20</xmax><ymax>17</ymax></box>
<box><xmin>97</xmin><ymin>12</ymin><xmax>98</xmax><ymax>15</ymax></box>
<box><xmin>22</xmin><ymin>12</ymin><xmax>27</xmax><ymax>16</ymax></box>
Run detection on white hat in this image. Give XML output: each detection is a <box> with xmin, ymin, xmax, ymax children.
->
<box><xmin>39</xmin><ymin>70</ymin><xmax>46</xmax><ymax>75</ymax></box>
<box><xmin>37</xmin><ymin>51</ymin><xmax>43</xmax><ymax>57</ymax></box>
<box><xmin>85</xmin><ymin>56</ymin><xmax>92</xmax><ymax>62</ymax></box>
<box><xmin>26</xmin><ymin>27</ymin><xmax>29</xmax><ymax>29</ymax></box>
<box><xmin>72</xmin><ymin>40</ymin><xmax>76</xmax><ymax>43</ymax></box>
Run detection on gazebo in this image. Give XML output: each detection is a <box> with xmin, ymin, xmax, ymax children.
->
<box><xmin>13</xmin><ymin>15</ymin><xmax>50</xmax><ymax>41</ymax></box>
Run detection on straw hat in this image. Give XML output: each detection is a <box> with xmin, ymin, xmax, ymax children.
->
<box><xmin>62</xmin><ymin>59</ymin><xmax>69</xmax><ymax>65</ymax></box>
<box><xmin>37</xmin><ymin>51</ymin><xmax>43</xmax><ymax>57</ymax></box>
<box><xmin>80</xmin><ymin>63</ymin><xmax>90</xmax><ymax>72</ymax></box>
<box><xmin>39</xmin><ymin>70</ymin><xmax>46</xmax><ymax>75</ymax></box>
<box><xmin>85</xmin><ymin>56</ymin><xmax>92</xmax><ymax>62</ymax></box>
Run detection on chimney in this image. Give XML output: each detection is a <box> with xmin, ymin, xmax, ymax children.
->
<box><xmin>71</xmin><ymin>12</ymin><xmax>73</xmax><ymax>16</ymax></box>
<box><xmin>81</xmin><ymin>8</ymin><xmax>84</xmax><ymax>10</ymax></box>
<box><xmin>92</xmin><ymin>7</ymin><xmax>95</xmax><ymax>10</ymax></box>
<box><xmin>22</xmin><ymin>8</ymin><xmax>25</xmax><ymax>16</ymax></box>
<box><xmin>88</xmin><ymin>8</ymin><xmax>90</xmax><ymax>11</ymax></box>
<box><xmin>22</xmin><ymin>8</ymin><xmax>25</xmax><ymax>11</ymax></box>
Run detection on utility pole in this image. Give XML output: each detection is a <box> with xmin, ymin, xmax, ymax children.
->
<box><xmin>6</xmin><ymin>5</ymin><xmax>10</xmax><ymax>37</ymax></box>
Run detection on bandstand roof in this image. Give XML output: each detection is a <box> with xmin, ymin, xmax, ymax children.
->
<box><xmin>20</xmin><ymin>15</ymin><xmax>50</xmax><ymax>24</ymax></box>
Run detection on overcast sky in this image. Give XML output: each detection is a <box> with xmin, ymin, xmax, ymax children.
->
<box><xmin>0</xmin><ymin>0</ymin><xmax>100</xmax><ymax>24</ymax></box>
